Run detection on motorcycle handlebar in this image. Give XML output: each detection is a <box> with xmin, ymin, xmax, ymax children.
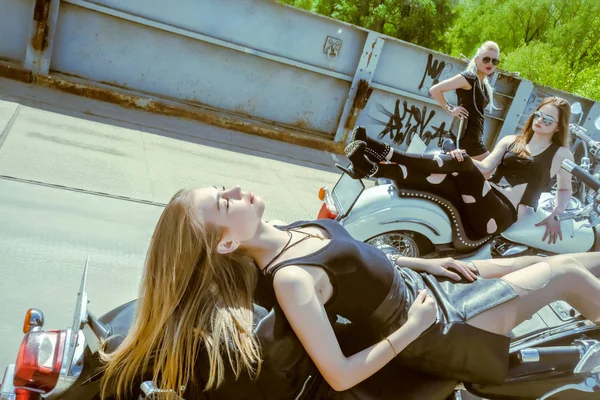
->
<box><xmin>518</xmin><ymin>345</ymin><xmax>582</xmax><ymax>367</ymax></box>
<box><xmin>571</xmin><ymin>124</ymin><xmax>600</xmax><ymax>158</ymax></box>
<box><xmin>562</xmin><ymin>159</ymin><xmax>600</xmax><ymax>193</ymax></box>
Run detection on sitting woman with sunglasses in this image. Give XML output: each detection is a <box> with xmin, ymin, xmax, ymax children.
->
<box><xmin>429</xmin><ymin>41</ymin><xmax>500</xmax><ymax>160</ymax></box>
<box><xmin>346</xmin><ymin>97</ymin><xmax>574</xmax><ymax>244</ymax></box>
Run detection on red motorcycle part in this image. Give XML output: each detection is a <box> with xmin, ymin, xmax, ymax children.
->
<box><xmin>13</xmin><ymin>330</ymin><xmax>66</xmax><ymax>393</ymax></box>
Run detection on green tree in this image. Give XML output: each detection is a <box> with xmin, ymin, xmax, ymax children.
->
<box><xmin>446</xmin><ymin>0</ymin><xmax>600</xmax><ymax>100</ymax></box>
<box><xmin>280</xmin><ymin>0</ymin><xmax>455</xmax><ymax>51</ymax></box>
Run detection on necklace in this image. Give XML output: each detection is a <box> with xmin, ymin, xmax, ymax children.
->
<box><xmin>263</xmin><ymin>228</ymin><xmax>326</xmax><ymax>273</ymax></box>
<box><xmin>289</xmin><ymin>228</ymin><xmax>326</xmax><ymax>241</ymax></box>
<box><xmin>472</xmin><ymin>77</ymin><xmax>486</xmax><ymax>118</ymax></box>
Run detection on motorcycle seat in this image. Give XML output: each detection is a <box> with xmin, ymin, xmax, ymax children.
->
<box><xmin>395</xmin><ymin>188</ymin><xmax>492</xmax><ymax>252</ymax></box>
<box><xmin>97</xmin><ymin>300</ymin><xmax>459</xmax><ymax>399</ymax></box>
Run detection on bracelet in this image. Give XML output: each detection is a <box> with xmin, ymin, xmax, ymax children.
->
<box><xmin>553</xmin><ymin>213</ymin><xmax>561</xmax><ymax>222</ymax></box>
<box><xmin>445</xmin><ymin>103</ymin><xmax>455</xmax><ymax>113</ymax></box>
<box><xmin>465</xmin><ymin>260</ymin><xmax>479</xmax><ymax>275</ymax></box>
<box><xmin>385</xmin><ymin>337</ymin><xmax>397</xmax><ymax>357</ymax></box>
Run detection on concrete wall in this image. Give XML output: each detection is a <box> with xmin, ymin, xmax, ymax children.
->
<box><xmin>1</xmin><ymin>0</ymin><xmax>598</xmax><ymax>144</ymax></box>
<box><xmin>0</xmin><ymin>0</ymin><xmax>35</xmax><ymax>63</ymax></box>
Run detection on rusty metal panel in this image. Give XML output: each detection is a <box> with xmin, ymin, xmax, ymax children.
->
<box><xmin>84</xmin><ymin>0</ymin><xmax>366</xmax><ymax>78</ymax></box>
<box><xmin>356</xmin><ymin>88</ymin><xmax>457</xmax><ymax>150</ymax></box>
<box><xmin>334</xmin><ymin>32</ymin><xmax>384</xmax><ymax>142</ymax></box>
<box><xmin>373</xmin><ymin>40</ymin><xmax>468</xmax><ymax>99</ymax></box>
<box><xmin>0</xmin><ymin>0</ymin><xmax>35</xmax><ymax>63</ymax></box>
<box><xmin>51</xmin><ymin>3</ymin><xmax>349</xmax><ymax>134</ymax></box>
<box><xmin>24</xmin><ymin>0</ymin><xmax>599</xmax><ymax>144</ymax></box>
<box><xmin>519</xmin><ymin>86</ymin><xmax>596</xmax><ymax>130</ymax></box>
<box><xmin>25</xmin><ymin>0</ymin><xmax>60</xmax><ymax>75</ymax></box>
<box><xmin>583</xmin><ymin>102</ymin><xmax>600</xmax><ymax>141</ymax></box>
<box><xmin>496</xmin><ymin>79</ymin><xmax>534</xmax><ymax>141</ymax></box>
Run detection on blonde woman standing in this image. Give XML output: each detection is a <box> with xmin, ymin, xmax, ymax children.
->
<box><xmin>430</xmin><ymin>41</ymin><xmax>500</xmax><ymax>160</ymax></box>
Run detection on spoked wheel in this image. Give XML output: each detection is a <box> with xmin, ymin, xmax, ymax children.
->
<box><xmin>366</xmin><ymin>231</ymin><xmax>432</xmax><ymax>259</ymax></box>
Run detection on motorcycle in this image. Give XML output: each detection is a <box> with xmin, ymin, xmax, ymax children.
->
<box><xmin>569</xmin><ymin>102</ymin><xmax>600</xmax><ymax>208</ymax></box>
<box><xmin>316</xmin><ymin>108</ymin><xmax>600</xmax><ymax>261</ymax></box>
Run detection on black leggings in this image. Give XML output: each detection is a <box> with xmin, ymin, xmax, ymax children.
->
<box><xmin>374</xmin><ymin>152</ymin><xmax>517</xmax><ymax>237</ymax></box>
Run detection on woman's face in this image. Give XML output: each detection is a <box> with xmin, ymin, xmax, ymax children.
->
<box><xmin>194</xmin><ymin>186</ymin><xmax>265</xmax><ymax>244</ymax></box>
<box><xmin>476</xmin><ymin>48</ymin><xmax>499</xmax><ymax>76</ymax></box>
<box><xmin>532</xmin><ymin>104</ymin><xmax>560</xmax><ymax>136</ymax></box>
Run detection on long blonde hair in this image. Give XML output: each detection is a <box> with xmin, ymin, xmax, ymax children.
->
<box><xmin>100</xmin><ymin>189</ymin><xmax>262</xmax><ymax>398</ymax></box>
<box><xmin>466</xmin><ymin>41</ymin><xmax>499</xmax><ymax>113</ymax></box>
<box><xmin>512</xmin><ymin>96</ymin><xmax>571</xmax><ymax>158</ymax></box>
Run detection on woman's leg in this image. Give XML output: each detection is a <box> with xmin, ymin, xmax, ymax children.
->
<box><xmin>471</xmin><ymin>151</ymin><xmax>492</xmax><ymax>178</ymax></box>
<box><xmin>345</xmin><ymin>141</ymin><xmax>515</xmax><ymax>235</ymax></box>
<box><xmin>471</xmin><ymin>151</ymin><xmax>490</xmax><ymax>161</ymax></box>
<box><xmin>466</xmin><ymin>256</ymin><xmax>600</xmax><ymax>335</ymax></box>
<box><xmin>474</xmin><ymin>252</ymin><xmax>600</xmax><ymax>280</ymax></box>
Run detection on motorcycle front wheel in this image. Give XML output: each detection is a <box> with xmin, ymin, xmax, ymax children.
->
<box><xmin>366</xmin><ymin>231</ymin><xmax>434</xmax><ymax>259</ymax></box>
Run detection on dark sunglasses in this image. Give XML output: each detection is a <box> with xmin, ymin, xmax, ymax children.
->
<box><xmin>481</xmin><ymin>56</ymin><xmax>500</xmax><ymax>66</ymax></box>
<box><xmin>533</xmin><ymin>111</ymin><xmax>557</xmax><ymax>126</ymax></box>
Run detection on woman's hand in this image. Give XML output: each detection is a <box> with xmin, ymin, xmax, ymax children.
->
<box><xmin>407</xmin><ymin>290</ymin><xmax>437</xmax><ymax>333</ymax></box>
<box><xmin>450</xmin><ymin>105</ymin><xmax>469</xmax><ymax>119</ymax></box>
<box><xmin>535</xmin><ymin>213</ymin><xmax>563</xmax><ymax>244</ymax></box>
<box><xmin>401</xmin><ymin>257</ymin><xmax>478</xmax><ymax>282</ymax></box>
<box><xmin>449</xmin><ymin>149</ymin><xmax>467</xmax><ymax>162</ymax></box>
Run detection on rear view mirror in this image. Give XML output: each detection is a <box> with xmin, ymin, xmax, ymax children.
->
<box><xmin>571</xmin><ymin>102</ymin><xmax>583</xmax><ymax>115</ymax></box>
<box><xmin>594</xmin><ymin>115</ymin><xmax>600</xmax><ymax>131</ymax></box>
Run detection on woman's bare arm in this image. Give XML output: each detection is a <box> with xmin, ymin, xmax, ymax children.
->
<box><xmin>550</xmin><ymin>147</ymin><xmax>574</xmax><ymax>214</ymax></box>
<box><xmin>395</xmin><ymin>256</ymin><xmax>543</xmax><ymax>280</ymax></box>
<box><xmin>470</xmin><ymin>135</ymin><xmax>515</xmax><ymax>174</ymax></box>
<box><xmin>429</xmin><ymin>74</ymin><xmax>470</xmax><ymax>109</ymax></box>
<box><xmin>273</xmin><ymin>266</ymin><xmax>423</xmax><ymax>391</ymax></box>
<box><xmin>397</xmin><ymin>253</ymin><xmax>600</xmax><ymax>280</ymax></box>
<box><xmin>534</xmin><ymin>147</ymin><xmax>575</xmax><ymax>244</ymax></box>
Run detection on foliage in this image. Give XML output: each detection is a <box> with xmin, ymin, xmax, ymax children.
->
<box><xmin>446</xmin><ymin>0</ymin><xmax>600</xmax><ymax>100</ymax></box>
<box><xmin>280</xmin><ymin>0</ymin><xmax>455</xmax><ymax>51</ymax></box>
<box><xmin>279</xmin><ymin>0</ymin><xmax>600</xmax><ymax>101</ymax></box>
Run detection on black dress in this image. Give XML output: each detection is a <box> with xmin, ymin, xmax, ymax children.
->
<box><xmin>490</xmin><ymin>141</ymin><xmax>561</xmax><ymax>208</ymax></box>
<box><xmin>455</xmin><ymin>71</ymin><xmax>490</xmax><ymax>157</ymax></box>
<box><xmin>266</xmin><ymin>219</ymin><xmax>518</xmax><ymax>384</ymax></box>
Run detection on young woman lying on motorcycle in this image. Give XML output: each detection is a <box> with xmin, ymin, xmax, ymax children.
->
<box><xmin>346</xmin><ymin>96</ymin><xmax>574</xmax><ymax>244</ymax></box>
<box><xmin>99</xmin><ymin>185</ymin><xmax>600</xmax><ymax>398</ymax></box>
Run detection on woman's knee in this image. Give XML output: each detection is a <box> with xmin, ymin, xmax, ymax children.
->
<box><xmin>549</xmin><ymin>256</ymin><xmax>587</xmax><ymax>279</ymax></box>
<box><xmin>502</xmin><ymin>259</ymin><xmax>583</xmax><ymax>295</ymax></box>
<box><xmin>548</xmin><ymin>257</ymin><xmax>591</xmax><ymax>300</ymax></box>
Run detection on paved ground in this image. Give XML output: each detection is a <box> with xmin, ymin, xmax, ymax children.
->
<box><xmin>0</xmin><ymin>76</ymin><xmax>345</xmax><ymax>368</ymax></box>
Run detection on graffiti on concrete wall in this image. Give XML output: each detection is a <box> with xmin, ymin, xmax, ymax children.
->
<box><xmin>372</xmin><ymin>99</ymin><xmax>451</xmax><ymax>147</ymax></box>
<box><xmin>417</xmin><ymin>53</ymin><xmax>456</xmax><ymax>95</ymax></box>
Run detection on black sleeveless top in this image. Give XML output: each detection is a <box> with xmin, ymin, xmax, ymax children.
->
<box><xmin>266</xmin><ymin>219</ymin><xmax>395</xmax><ymax>325</ymax></box>
<box><xmin>489</xmin><ymin>141</ymin><xmax>560</xmax><ymax>208</ymax></box>
<box><xmin>455</xmin><ymin>71</ymin><xmax>489</xmax><ymax>152</ymax></box>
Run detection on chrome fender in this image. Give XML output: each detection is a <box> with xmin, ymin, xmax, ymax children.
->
<box><xmin>339</xmin><ymin>184</ymin><xmax>453</xmax><ymax>244</ymax></box>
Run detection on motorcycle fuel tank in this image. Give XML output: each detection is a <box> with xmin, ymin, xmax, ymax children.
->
<box><xmin>502</xmin><ymin>207</ymin><xmax>594</xmax><ymax>254</ymax></box>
